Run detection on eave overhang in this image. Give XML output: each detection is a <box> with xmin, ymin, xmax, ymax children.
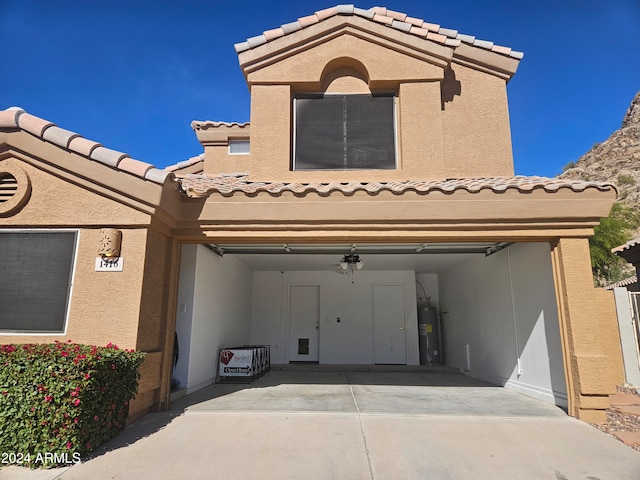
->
<box><xmin>171</xmin><ymin>174</ymin><xmax>617</xmax><ymax>241</ymax></box>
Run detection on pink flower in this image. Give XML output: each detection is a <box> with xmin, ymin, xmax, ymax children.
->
<box><xmin>44</xmin><ymin>396</ymin><xmax>53</xmax><ymax>403</ymax></box>
<box><xmin>84</xmin><ymin>373</ymin><xmax>91</xmax><ymax>379</ymax></box>
<box><xmin>61</xmin><ymin>351</ymin><xmax>69</xmax><ymax>357</ymax></box>
<box><xmin>73</xmin><ymin>398</ymin><xmax>80</xmax><ymax>406</ymax></box>
<box><xmin>70</xmin><ymin>391</ymin><xmax>78</xmax><ymax>397</ymax></box>
<box><xmin>66</xmin><ymin>441</ymin><xmax>72</xmax><ymax>449</ymax></box>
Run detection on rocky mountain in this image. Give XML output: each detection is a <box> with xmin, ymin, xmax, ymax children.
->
<box><xmin>558</xmin><ymin>91</ymin><xmax>640</xmax><ymax>285</ymax></box>
<box><xmin>559</xmin><ymin>91</ymin><xmax>640</xmax><ymax>203</ymax></box>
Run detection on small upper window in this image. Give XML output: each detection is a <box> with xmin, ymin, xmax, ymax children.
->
<box><xmin>0</xmin><ymin>231</ymin><xmax>77</xmax><ymax>334</ymax></box>
<box><xmin>229</xmin><ymin>139</ymin><xmax>250</xmax><ymax>155</ymax></box>
<box><xmin>293</xmin><ymin>94</ymin><xmax>396</xmax><ymax>170</ymax></box>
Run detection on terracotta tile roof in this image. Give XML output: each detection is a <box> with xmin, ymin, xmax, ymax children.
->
<box><xmin>0</xmin><ymin>107</ymin><xmax>172</xmax><ymax>185</ymax></box>
<box><xmin>191</xmin><ymin>121</ymin><xmax>250</xmax><ymax>131</ymax></box>
<box><xmin>164</xmin><ymin>153</ymin><xmax>205</xmax><ymax>172</ymax></box>
<box><xmin>234</xmin><ymin>5</ymin><xmax>524</xmax><ymax>60</ymax></box>
<box><xmin>612</xmin><ymin>239</ymin><xmax>640</xmax><ymax>254</ymax></box>
<box><xmin>604</xmin><ymin>275</ymin><xmax>637</xmax><ymax>290</ymax></box>
<box><xmin>175</xmin><ymin>174</ymin><xmax>616</xmax><ymax>199</ymax></box>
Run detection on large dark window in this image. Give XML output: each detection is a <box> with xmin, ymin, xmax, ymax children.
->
<box><xmin>0</xmin><ymin>231</ymin><xmax>77</xmax><ymax>333</ymax></box>
<box><xmin>294</xmin><ymin>94</ymin><xmax>396</xmax><ymax>170</ymax></box>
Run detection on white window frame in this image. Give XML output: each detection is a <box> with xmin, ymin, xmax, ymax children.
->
<box><xmin>228</xmin><ymin>139</ymin><xmax>250</xmax><ymax>155</ymax></box>
<box><xmin>0</xmin><ymin>228</ymin><xmax>79</xmax><ymax>336</ymax></box>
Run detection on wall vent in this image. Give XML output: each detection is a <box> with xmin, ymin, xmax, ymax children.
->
<box><xmin>0</xmin><ymin>173</ymin><xmax>18</xmax><ymax>203</ymax></box>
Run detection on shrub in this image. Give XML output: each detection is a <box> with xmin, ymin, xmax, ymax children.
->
<box><xmin>590</xmin><ymin>202</ymin><xmax>640</xmax><ymax>286</ymax></box>
<box><xmin>617</xmin><ymin>173</ymin><xmax>635</xmax><ymax>186</ymax></box>
<box><xmin>0</xmin><ymin>341</ymin><xmax>145</xmax><ymax>468</ymax></box>
<box><xmin>562</xmin><ymin>161</ymin><xmax>576</xmax><ymax>172</ymax></box>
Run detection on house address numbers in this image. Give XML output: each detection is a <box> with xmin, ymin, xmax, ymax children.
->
<box><xmin>95</xmin><ymin>257</ymin><xmax>124</xmax><ymax>272</ymax></box>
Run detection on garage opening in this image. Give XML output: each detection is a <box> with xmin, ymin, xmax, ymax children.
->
<box><xmin>172</xmin><ymin>242</ymin><xmax>567</xmax><ymax>409</ymax></box>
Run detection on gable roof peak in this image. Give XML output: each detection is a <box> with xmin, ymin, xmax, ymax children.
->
<box><xmin>234</xmin><ymin>5</ymin><xmax>523</xmax><ymax>60</ymax></box>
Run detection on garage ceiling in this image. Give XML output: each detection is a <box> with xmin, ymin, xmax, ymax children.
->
<box><xmin>210</xmin><ymin>242</ymin><xmax>509</xmax><ymax>273</ymax></box>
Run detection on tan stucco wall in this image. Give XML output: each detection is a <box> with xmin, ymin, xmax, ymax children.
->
<box><xmin>442</xmin><ymin>63</ymin><xmax>514</xmax><ymax>177</ymax></box>
<box><xmin>202</xmin><ymin>27</ymin><xmax>514</xmax><ymax>181</ymax></box>
<box><xmin>248</xmin><ymin>84</ymin><xmax>292</xmax><ymax>180</ymax></box>
<box><xmin>0</xmin><ymin>156</ymin><xmax>150</xmax><ymax>226</ymax></box>
<box><xmin>0</xmin><ymin>154</ymin><xmax>176</xmax><ymax>420</ymax></box>
<box><xmin>245</xmin><ymin>31</ymin><xmax>445</xmax><ymax>87</ymax></box>
<box><xmin>551</xmin><ymin>238</ymin><xmax>625</xmax><ymax>422</ymax></box>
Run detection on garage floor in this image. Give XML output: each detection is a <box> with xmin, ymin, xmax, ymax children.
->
<box><xmin>5</xmin><ymin>370</ymin><xmax>640</xmax><ymax>480</ymax></box>
<box><xmin>175</xmin><ymin>369</ymin><xmax>567</xmax><ymax>417</ymax></box>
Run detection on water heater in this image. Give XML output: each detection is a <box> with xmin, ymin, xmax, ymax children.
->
<box><xmin>418</xmin><ymin>306</ymin><xmax>441</xmax><ymax>365</ymax></box>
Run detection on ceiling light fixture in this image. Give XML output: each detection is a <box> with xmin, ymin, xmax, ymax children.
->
<box><xmin>338</xmin><ymin>253</ymin><xmax>364</xmax><ymax>283</ymax></box>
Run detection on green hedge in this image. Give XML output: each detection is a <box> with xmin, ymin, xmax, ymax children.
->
<box><xmin>0</xmin><ymin>341</ymin><xmax>145</xmax><ymax>468</ymax></box>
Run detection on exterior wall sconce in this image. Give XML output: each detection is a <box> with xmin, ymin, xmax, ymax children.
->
<box><xmin>98</xmin><ymin>228</ymin><xmax>122</xmax><ymax>258</ymax></box>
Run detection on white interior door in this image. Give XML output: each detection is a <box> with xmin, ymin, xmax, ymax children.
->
<box><xmin>289</xmin><ymin>285</ymin><xmax>320</xmax><ymax>362</ymax></box>
<box><xmin>373</xmin><ymin>284</ymin><xmax>407</xmax><ymax>364</ymax></box>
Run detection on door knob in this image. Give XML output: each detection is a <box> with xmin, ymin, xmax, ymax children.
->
<box><xmin>399</xmin><ymin>327</ymin><xmax>405</xmax><ymax>330</ymax></box>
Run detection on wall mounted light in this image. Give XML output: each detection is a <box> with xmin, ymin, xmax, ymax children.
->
<box><xmin>98</xmin><ymin>228</ymin><xmax>122</xmax><ymax>257</ymax></box>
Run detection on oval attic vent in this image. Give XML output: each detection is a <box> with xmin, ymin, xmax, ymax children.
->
<box><xmin>0</xmin><ymin>173</ymin><xmax>18</xmax><ymax>203</ymax></box>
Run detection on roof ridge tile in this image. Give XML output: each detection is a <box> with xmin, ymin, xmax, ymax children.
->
<box><xmin>372</xmin><ymin>13</ymin><xmax>393</xmax><ymax>26</ymax></box>
<box><xmin>164</xmin><ymin>154</ymin><xmax>206</xmax><ymax>172</ymax></box>
<box><xmin>67</xmin><ymin>136</ymin><xmax>102</xmax><ymax>157</ymax></box>
<box><xmin>353</xmin><ymin>7</ymin><xmax>374</xmax><ymax>19</ymax></box>
<box><xmin>315</xmin><ymin>6</ymin><xmax>339</xmax><ymax>21</ymax></box>
<box><xmin>438</xmin><ymin>27</ymin><xmax>458</xmax><ymax>38</ymax></box>
<box><xmin>42</xmin><ymin>126</ymin><xmax>81</xmax><ymax>149</ymax></box>
<box><xmin>145</xmin><ymin>168</ymin><xmax>171</xmax><ymax>184</ymax></box>
<box><xmin>0</xmin><ymin>107</ymin><xmax>24</xmax><ymax>129</ymax></box>
<box><xmin>90</xmin><ymin>146</ymin><xmax>129</xmax><ymax>168</ymax></box>
<box><xmin>391</xmin><ymin>20</ymin><xmax>412</xmax><ymax>33</ymax></box>
<box><xmin>118</xmin><ymin>157</ymin><xmax>154</xmax><ymax>177</ymax></box>
<box><xmin>18</xmin><ymin>112</ymin><xmax>54</xmax><ymax>137</ymax></box>
<box><xmin>336</xmin><ymin>5</ymin><xmax>355</xmax><ymax>15</ymax></box>
<box><xmin>263</xmin><ymin>28</ymin><xmax>285</xmax><ymax>42</ymax></box>
<box><xmin>234</xmin><ymin>5</ymin><xmax>523</xmax><ymax>60</ymax></box>
<box><xmin>281</xmin><ymin>21</ymin><xmax>302</xmax><ymax>35</ymax></box>
<box><xmin>1</xmin><ymin>107</ymin><xmax>170</xmax><ymax>184</ymax></box>
<box><xmin>298</xmin><ymin>14</ymin><xmax>320</xmax><ymax>28</ymax></box>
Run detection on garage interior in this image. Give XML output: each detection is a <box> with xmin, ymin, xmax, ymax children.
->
<box><xmin>172</xmin><ymin>241</ymin><xmax>568</xmax><ymax>409</ymax></box>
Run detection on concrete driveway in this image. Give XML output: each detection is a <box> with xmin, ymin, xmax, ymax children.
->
<box><xmin>2</xmin><ymin>370</ymin><xmax>639</xmax><ymax>479</ymax></box>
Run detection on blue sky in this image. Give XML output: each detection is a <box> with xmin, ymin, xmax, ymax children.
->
<box><xmin>1</xmin><ymin>1</ymin><xmax>638</xmax><ymax>176</ymax></box>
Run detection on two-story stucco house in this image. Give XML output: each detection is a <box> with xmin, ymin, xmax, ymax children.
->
<box><xmin>0</xmin><ymin>6</ymin><xmax>625</xmax><ymax>423</ymax></box>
